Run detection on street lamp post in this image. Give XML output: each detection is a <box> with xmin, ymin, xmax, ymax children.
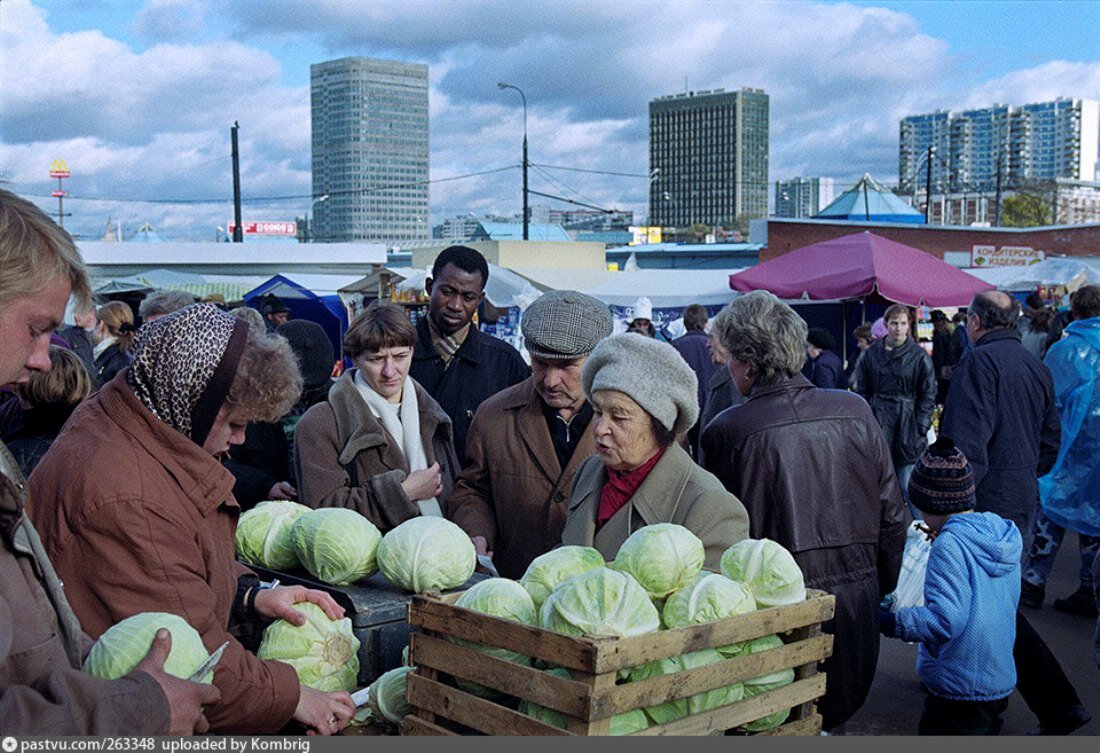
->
<box><xmin>306</xmin><ymin>194</ymin><xmax>329</xmax><ymax>243</ymax></box>
<box><xmin>497</xmin><ymin>82</ymin><xmax>528</xmax><ymax>240</ymax></box>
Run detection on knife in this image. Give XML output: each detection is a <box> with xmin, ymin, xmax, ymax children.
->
<box><xmin>188</xmin><ymin>641</ymin><xmax>229</xmax><ymax>682</ymax></box>
<box><xmin>350</xmin><ymin>686</ymin><xmax>372</xmax><ymax>708</ymax></box>
<box><xmin>477</xmin><ymin>554</ymin><xmax>500</xmax><ymax>578</ymax></box>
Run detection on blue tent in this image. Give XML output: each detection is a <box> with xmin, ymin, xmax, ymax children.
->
<box><xmin>815</xmin><ymin>173</ymin><xmax>926</xmax><ymax>224</ymax></box>
<box><xmin>244</xmin><ymin>274</ymin><xmax>360</xmax><ymax>358</ymax></box>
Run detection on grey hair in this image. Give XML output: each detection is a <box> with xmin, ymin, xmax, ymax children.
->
<box><xmin>970</xmin><ymin>291</ymin><xmax>1020</xmax><ymax>330</ymax></box>
<box><xmin>231</xmin><ymin>305</ymin><xmax>267</xmax><ymax>332</ymax></box>
<box><xmin>139</xmin><ymin>289</ymin><xmax>194</xmax><ymax>320</ymax></box>
<box><xmin>712</xmin><ymin>290</ymin><xmax>808</xmax><ymax>382</ymax></box>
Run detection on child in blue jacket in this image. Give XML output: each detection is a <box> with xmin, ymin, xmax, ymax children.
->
<box><xmin>880</xmin><ymin>437</ymin><xmax>1022</xmax><ymax>735</ymax></box>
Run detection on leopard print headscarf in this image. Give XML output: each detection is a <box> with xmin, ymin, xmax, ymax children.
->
<box><xmin>128</xmin><ymin>303</ymin><xmax>247</xmax><ymax>446</ymax></box>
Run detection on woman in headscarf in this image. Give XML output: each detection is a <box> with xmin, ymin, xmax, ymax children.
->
<box><xmin>28</xmin><ymin>304</ymin><xmax>356</xmax><ymax>735</ymax></box>
<box><xmin>559</xmin><ymin>334</ymin><xmax>749</xmax><ymax>568</ymax></box>
<box><xmin>92</xmin><ymin>300</ymin><xmax>136</xmax><ymax>386</ymax></box>
<box><xmin>295</xmin><ymin>302</ymin><xmax>459</xmax><ymax>532</ymax></box>
<box><xmin>700</xmin><ymin>290</ymin><xmax>909</xmax><ymax>733</ymax></box>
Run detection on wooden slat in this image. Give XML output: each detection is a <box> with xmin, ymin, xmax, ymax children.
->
<box><xmin>755</xmin><ymin>714</ymin><xmax>822</xmax><ymax>736</ymax></box>
<box><xmin>410</xmin><ymin>633</ymin><xmax>591</xmax><ymax>716</ymax></box>
<box><xmin>400</xmin><ymin>715</ymin><xmax>455</xmax><ymax>736</ymax></box>
<box><xmin>406</xmin><ymin>673</ymin><xmax>572</xmax><ymax>736</ymax></box>
<box><xmin>409</xmin><ymin>595</ymin><xmax>600</xmax><ymax>671</ymax></box>
<box><xmin>589</xmin><ymin>637</ymin><xmax>831</xmax><ymax>718</ymax></box>
<box><xmin>633</xmin><ymin>675</ymin><xmax>826</xmax><ymax>736</ymax></box>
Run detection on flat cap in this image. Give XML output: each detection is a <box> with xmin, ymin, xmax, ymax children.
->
<box><xmin>522</xmin><ymin>290</ymin><xmax>613</xmax><ymax>360</ymax></box>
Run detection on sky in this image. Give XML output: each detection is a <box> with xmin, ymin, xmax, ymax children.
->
<box><xmin>2</xmin><ymin>0</ymin><xmax>1099</xmax><ymax>242</ymax></box>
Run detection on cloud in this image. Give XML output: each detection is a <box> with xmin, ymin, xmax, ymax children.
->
<box><xmin>132</xmin><ymin>0</ymin><xmax>206</xmax><ymax>42</ymax></box>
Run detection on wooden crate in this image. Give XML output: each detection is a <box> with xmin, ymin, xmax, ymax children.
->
<box><xmin>401</xmin><ymin>588</ymin><xmax>835</xmax><ymax>736</ymax></box>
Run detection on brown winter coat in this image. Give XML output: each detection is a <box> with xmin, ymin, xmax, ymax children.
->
<box><xmin>27</xmin><ymin>376</ymin><xmax>300</xmax><ymax>734</ymax></box>
<box><xmin>448</xmin><ymin>378</ymin><xmax>599</xmax><ymax>579</ymax></box>
<box><xmin>1</xmin><ymin>441</ymin><xmax>170</xmax><ymax>734</ymax></box>
<box><xmin>294</xmin><ymin>370</ymin><xmax>459</xmax><ymax>532</ymax></box>
<box><xmin>701</xmin><ymin>373</ymin><xmax>909</xmax><ymax>730</ymax></box>
<box><xmin>560</xmin><ymin>443</ymin><xmax>750</xmax><ymax>570</ymax></box>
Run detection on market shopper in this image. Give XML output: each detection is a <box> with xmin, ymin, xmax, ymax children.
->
<box><xmin>139</xmin><ymin>289</ymin><xmax>194</xmax><ymax>325</ymax></box>
<box><xmin>92</xmin><ymin>299</ymin><xmax>136</xmax><ymax>386</ymax></box>
<box><xmin>670</xmin><ymin>303</ymin><xmax>717</xmax><ymax>457</ymax></box>
<box><xmin>802</xmin><ymin>327</ymin><xmax>846</xmax><ymax>389</ymax></box>
<box><xmin>940</xmin><ymin>289</ymin><xmax>1089</xmax><ymax>735</ymax></box>
<box><xmin>854</xmin><ymin>303</ymin><xmax>936</xmax><ymax>515</ymax></box>
<box><xmin>409</xmin><ymin>245</ymin><xmax>530</xmax><ymax>465</ymax></box>
<box><xmin>296</xmin><ymin>302</ymin><xmax>459</xmax><ymax>531</ymax></box>
<box><xmin>55</xmin><ymin>299</ymin><xmax>97</xmax><ymax>377</ymax></box>
<box><xmin>449</xmin><ymin>290</ymin><xmax>613</xmax><ymax>579</ymax></box>
<box><xmin>29</xmin><ymin>304</ymin><xmax>355</xmax><ymax>735</ymax></box>
<box><xmin>559</xmin><ymin>334</ymin><xmax>750</xmax><ymax>569</ymax></box>
<box><xmin>846</xmin><ymin>322</ymin><xmax>874</xmax><ymax>390</ymax></box>
<box><xmin>1021</xmin><ymin>284</ymin><xmax>1100</xmax><ymax>618</ymax></box>
<box><xmin>701</xmin><ymin>290</ymin><xmax>908</xmax><ymax>732</ymax></box>
<box><xmin>0</xmin><ymin>188</ymin><xmax>219</xmax><ymax>735</ymax></box>
<box><xmin>696</xmin><ymin>327</ymin><xmax>744</xmax><ymax>466</ymax></box>
<box><xmin>930</xmin><ymin>309</ymin><xmax>962</xmax><ymax>405</ymax></box>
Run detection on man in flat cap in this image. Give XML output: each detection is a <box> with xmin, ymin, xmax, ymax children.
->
<box><xmin>448</xmin><ymin>290</ymin><xmax>614</xmax><ymax>578</ymax></box>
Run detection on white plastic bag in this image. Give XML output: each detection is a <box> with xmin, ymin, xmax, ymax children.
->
<box><xmin>889</xmin><ymin>521</ymin><xmax>932</xmax><ymax>612</ymax></box>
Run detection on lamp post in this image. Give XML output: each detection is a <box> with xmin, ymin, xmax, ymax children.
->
<box><xmin>497</xmin><ymin>82</ymin><xmax>528</xmax><ymax>240</ymax></box>
<box><xmin>306</xmin><ymin>194</ymin><xmax>329</xmax><ymax>243</ymax></box>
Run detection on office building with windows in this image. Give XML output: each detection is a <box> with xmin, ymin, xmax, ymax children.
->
<box><xmin>649</xmin><ymin>88</ymin><xmax>769</xmax><ymax>228</ymax></box>
<box><xmin>774</xmin><ymin>177</ymin><xmax>835</xmax><ymax>218</ymax></box>
<box><xmin>311</xmin><ymin>57</ymin><xmax>430</xmax><ymax>242</ymax></box>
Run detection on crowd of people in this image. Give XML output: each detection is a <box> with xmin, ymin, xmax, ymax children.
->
<box><xmin>2</xmin><ymin>186</ymin><xmax>1097</xmax><ymax>737</ymax></box>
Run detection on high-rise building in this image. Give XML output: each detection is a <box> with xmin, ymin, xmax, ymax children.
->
<box><xmin>648</xmin><ymin>88</ymin><xmax>769</xmax><ymax>228</ymax></box>
<box><xmin>311</xmin><ymin>57</ymin><xmax>429</xmax><ymax>243</ymax></box>
<box><xmin>899</xmin><ymin>98</ymin><xmax>1099</xmax><ymax>197</ymax></box>
<box><xmin>774</xmin><ymin>177</ymin><xmax>835</xmax><ymax>218</ymax></box>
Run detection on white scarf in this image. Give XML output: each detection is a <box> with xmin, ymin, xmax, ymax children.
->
<box><xmin>353</xmin><ymin>371</ymin><xmax>442</xmax><ymax>517</ymax></box>
<box><xmin>93</xmin><ymin>335</ymin><xmax>118</xmax><ymax>360</ymax></box>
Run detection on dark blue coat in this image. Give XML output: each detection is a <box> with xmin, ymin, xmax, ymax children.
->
<box><xmin>940</xmin><ymin>328</ymin><xmax>1061</xmax><ymax>535</ymax></box>
<box><xmin>410</xmin><ymin>317</ymin><xmax>530</xmax><ymax>467</ymax></box>
<box><xmin>802</xmin><ymin>348</ymin><xmax>847</xmax><ymax>390</ymax></box>
<box><xmin>671</xmin><ymin>330</ymin><xmax>717</xmax><ymax>412</ymax></box>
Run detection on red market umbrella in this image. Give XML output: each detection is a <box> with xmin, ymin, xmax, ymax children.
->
<box><xmin>730</xmin><ymin>231</ymin><xmax>994</xmax><ymax>307</ymax></box>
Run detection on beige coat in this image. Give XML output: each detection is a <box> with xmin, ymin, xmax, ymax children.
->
<box><xmin>448</xmin><ymin>378</ymin><xmax>599</xmax><ymax>579</ymax></box>
<box><xmin>560</xmin><ymin>443</ymin><xmax>750</xmax><ymax>570</ymax></box>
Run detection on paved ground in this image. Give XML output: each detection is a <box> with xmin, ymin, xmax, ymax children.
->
<box><xmin>845</xmin><ymin>529</ymin><xmax>1099</xmax><ymax>736</ymax></box>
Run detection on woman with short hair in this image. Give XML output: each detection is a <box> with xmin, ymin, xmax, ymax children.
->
<box><xmin>93</xmin><ymin>300</ymin><xmax>137</xmax><ymax>385</ymax></box>
<box><xmin>295</xmin><ymin>302</ymin><xmax>459</xmax><ymax>532</ymax></box>
<box><xmin>559</xmin><ymin>334</ymin><xmax>749</xmax><ymax>569</ymax></box>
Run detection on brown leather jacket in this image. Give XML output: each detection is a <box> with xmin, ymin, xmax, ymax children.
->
<box><xmin>448</xmin><ymin>378</ymin><xmax>599</xmax><ymax>579</ymax></box>
<box><xmin>27</xmin><ymin>378</ymin><xmax>300</xmax><ymax>734</ymax></box>
<box><xmin>701</xmin><ymin>374</ymin><xmax>908</xmax><ymax>730</ymax></box>
<box><xmin>1</xmin><ymin>440</ymin><xmax>169</xmax><ymax>735</ymax></box>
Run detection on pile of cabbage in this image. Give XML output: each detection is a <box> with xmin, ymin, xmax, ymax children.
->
<box><xmin>447</xmin><ymin>528</ymin><xmax>807</xmax><ymax>733</ymax></box>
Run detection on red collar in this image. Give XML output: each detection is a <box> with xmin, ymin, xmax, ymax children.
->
<box><xmin>597</xmin><ymin>448</ymin><xmax>666</xmax><ymax>529</ymax></box>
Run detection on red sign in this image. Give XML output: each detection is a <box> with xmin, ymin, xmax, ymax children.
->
<box><xmin>227</xmin><ymin>221</ymin><xmax>297</xmax><ymax>236</ymax></box>
<box><xmin>51</xmin><ymin>190</ymin><xmax>67</xmax><ymax>197</ymax></box>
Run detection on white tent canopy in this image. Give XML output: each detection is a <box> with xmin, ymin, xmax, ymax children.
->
<box><xmin>966</xmin><ymin>257</ymin><xmax>1100</xmax><ymax>291</ymax></box>
<box><xmin>584</xmin><ymin>269</ymin><xmax>747</xmax><ymax>308</ymax></box>
<box><xmin>339</xmin><ymin>264</ymin><xmax>542</xmax><ymax>310</ymax></box>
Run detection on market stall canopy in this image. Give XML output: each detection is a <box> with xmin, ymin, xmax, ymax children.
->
<box><xmin>730</xmin><ymin>231</ymin><xmax>994</xmax><ymax>306</ymax></box>
<box><xmin>244</xmin><ymin>274</ymin><xmax>362</xmax><ymax>357</ymax></box>
<box><xmin>966</xmin><ymin>257</ymin><xmax>1100</xmax><ymax>292</ymax></box>
<box><xmin>92</xmin><ymin>269</ymin><xmax>268</xmax><ymax>301</ymax></box>
<box><xmin>376</xmin><ymin>264</ymin><xmax>542</xmax><ymax>310</ymax></box>
<box><xmin>590</xmin><ymin>268</ymin><xmax>746</xmax><ymax>308</ymax></box>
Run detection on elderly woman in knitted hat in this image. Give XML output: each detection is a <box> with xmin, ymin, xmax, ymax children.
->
<box><xmin>28</xmin><ymin>304</ymin><xmax>356</xmax><ymax>735</ymax></box>
<box><xmin>559</xmin><ymin>334</ymin><xmax>749</xmax><ymax>568</ymax></box>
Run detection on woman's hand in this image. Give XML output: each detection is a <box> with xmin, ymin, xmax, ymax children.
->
<box><xmin>253</xmin><ymin>585</ymin><xmax>345</xmax><ymax>623</ymax></box>
<box><xmin>401</xmin><ymin>462</ymin><xmax>442</xmax><ymax>502</ymax></box>
<box><xmin>267</xmin><ymin>481</ymin><xmax>297</xmax><ymax>500</ymax></box>
<box><xmin>294</xmin><ymin>685</ymin><xmax>355</xmax><ymax>736</ymax></box>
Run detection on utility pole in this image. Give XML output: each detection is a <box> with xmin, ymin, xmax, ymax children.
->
<box><xmin>924</xmin><ymin>145</ymin><xmax>934</xmax><ymax>223</ymax></box>
<box><xmin>497</xmin><ymin>83</ymin><xmax>528</xmax><ymax>240</ymax></box>
<box><xmin>231</xmin><ymin>122</ymin><xmax>243</xmax><ymax>242</ymax></box>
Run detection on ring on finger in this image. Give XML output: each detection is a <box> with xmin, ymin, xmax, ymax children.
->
<box><xmin>328</xmin><ymin>714</ymin><xmax>337</xmax><ymax>726</ymax></box>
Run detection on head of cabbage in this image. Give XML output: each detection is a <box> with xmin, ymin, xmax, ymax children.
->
<box><xmin>719</xmin><ymin>538</ymin><xmax>806</xmax><ymax>608</ymax></box>
<box><xmin>291</xmin><ymin>508</ymin><xmax>381</xmax><ymax>585</ymax></box>
<box><xmin>520</xmin><ymin>546</ymin><xmax>606</xmax><ymax>610</ymax></box>
<box><xmin>662</xmin><ymin>573</ymin><xmax>757</xmax><ymax>634</ymax></box>
<box><xmin>539</xmin><ymin>568</ymin><xmax>660</xmax><ymax>639</ymax></box>
<box><xmin>236</xmin><ymin>500</ymin><xmax>311</xmax><ymax>571</ymax></box>
<box><xmin>452</xmin><ymin>578</ymin><xmax>537</xmax><ymax>699</ymax></box>
<box><xmin>612</xmin><ymin>523</ymin><xmax>705</xmax><ymax>600</ymax></box>
<box><xmin>726</xmin><ymin>634</ymin><xmax>796</xmax><ymax>732</ymax></box>
<box><xmin>376</xmin><ymin>517</ymin><xmax>476</xmax><ymax>593</ymax></box>
<box><xmin>520</xmin><ymin>668</ymin><xmax>650</xmax><ymax>735</ymax></box>
<box><xmin>368</xmin><ymin>665</ymin><xmax>414</xmax><ymax>724</ymax></box>
<box><xmin>84</xmin><ymin>612</ymin><xmax>212</xmax><ymax>682</ymax></box>
<box><xmin>626</xmin><ymin>649</ymin><xmax>744</xmax><ymax>727</ymax></box>
<box><xmin>256</xmin><ymin>602</ymin><xmax>360</xmax><ymax>692</ymax></box>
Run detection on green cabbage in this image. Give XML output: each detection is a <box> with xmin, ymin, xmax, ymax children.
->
<box><xmin>729</xmin><ymin>635</ymin><xmax>796</xmax><ymax>732</ymax></box>
<box><xmin>719</xmin><ymin>538</ymin><xmax>806</xmax><ymax>608</ymax></box>
<box><xmin>626</xmin><ymin>648</ymin><xmax>744</xmax><ymax>726</ymax></box>
<box><xmin>520</xmin><ymin>546</ymin><xmax>606</xmax><ymax>609</ymax></box>
<box><xmin>368</xmin><ymin>665</ymin><xmax>414</xmax><ymax>724</ymax></box>
<box><xmin>256</xmin><ymin>602</ymin><xmax>360</xmax><ymax>692</ymax></box>
<box><xmin>520</xmin><ymin>668</ymin><xmax>650</xmax><ymax>735</ymax></box>
<box><xmin>84</xmin><ymin>612</ymin><xmax>212</xmax><ymax>682</ymax></box>
<box><xmin>613</xmin><ymin>524</ymin><xmax>705</xmax><ymax>600</ymax></box>
<box><xmin>661</xmin><ymin>573</ymin><xmax>757</xmax><ymax>640</ymax></box>
<box><xmin>235</xmin><ymin>500</ymin><xmax>311</xmax><ymax>570</ymax></box>
<box><xmin>539</xmin><ymin>568</ymin><xmax>660</xmax><ymax>638</ymax></box>
<box><xmin>376</xmin><ymin>517</ymin><xmax>476</xmax><ymax>593</ymax></box>
<box><xmin>291</xmin><ymin>508</ymin><xmax>381</xmax><ymax>585</ymax></box>
<box><xmin>452</xmin><ymin>578</ymin><xmax>537</xmax><ymax>698</ymax></box>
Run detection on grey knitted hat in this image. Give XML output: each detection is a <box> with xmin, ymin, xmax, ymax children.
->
<box><xmin>581</xmin><ymin>334</ymin><xmax>699</xmax><ymax>434</ymax></box>
<box><xmin>522</xmin><ymin>290</ymin><xmax>613</xmax><ymax>360</ymax></box>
